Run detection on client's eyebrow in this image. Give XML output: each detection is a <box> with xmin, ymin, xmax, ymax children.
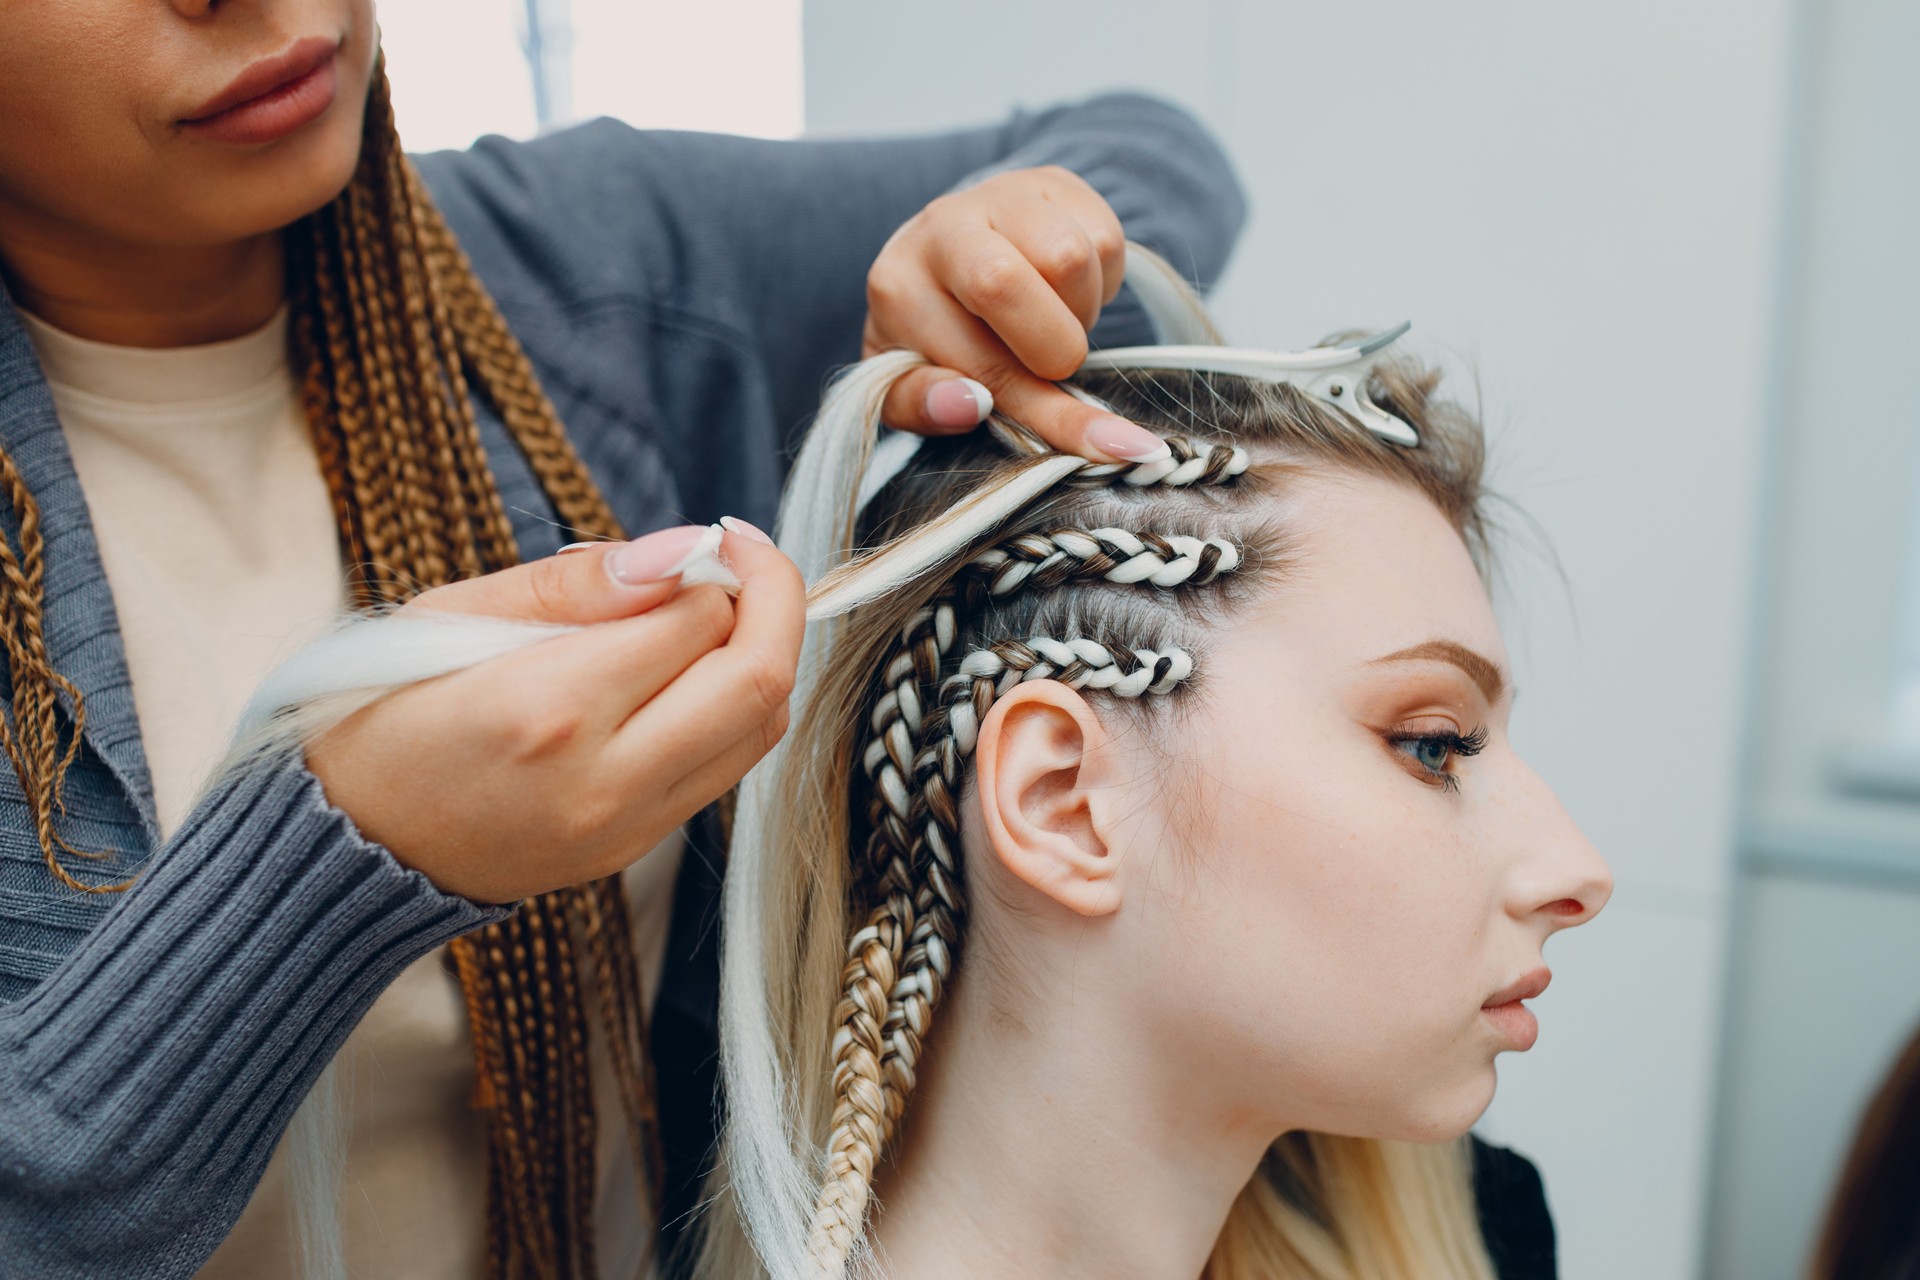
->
<box><xmin>1370</xmin><ymin>640</ymin><xmax>1510</xmax><ymax>704</ymax></box>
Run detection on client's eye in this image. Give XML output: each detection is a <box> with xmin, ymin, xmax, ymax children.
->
<box><xmin>1387</xmin><ymin>725</ymin><xmax>1489</xmax><ymax>792</ymax></box>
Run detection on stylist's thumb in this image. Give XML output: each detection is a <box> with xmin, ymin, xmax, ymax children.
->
<box><xmin>409</xmin><ymin>524</ymin><xmax>717</xmax><ymax>625</ymax></box>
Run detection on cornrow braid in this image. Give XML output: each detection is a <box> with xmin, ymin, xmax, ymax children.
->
<box><xmin>803</xmin><ymin>500</ymin><xmax>1248</xmax><ymax>1276</ymax></box>
<box><xmin>968</xmin><ymin>526</ymin><xmax>1242</xmax><ymax>595</ymax></box>
<box><xmin>1064</xmin><ymin>432</ymin><xmax>1251</xmax><ymax>490</ymax></box>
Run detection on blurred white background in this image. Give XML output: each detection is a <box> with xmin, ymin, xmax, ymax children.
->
<box><xmin>377</xmin><ymin>2</ymin><xmax>1920</xmax><ymax>1276</ymax></box>
<box><xmin>379</xmin><ymin>0</ymin><xmax>803</xmax><ymax>149</ymax></box>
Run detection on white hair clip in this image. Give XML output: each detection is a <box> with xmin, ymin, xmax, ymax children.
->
<box><xmin>847</xmin><ymin>243</ymin><xmax>1417</xmax><ymax>527</ymax></box>
<box><xmin>1078</xmin><ymin>322</ymin><xmax>1419</xmax><ymax>448</ymax></box>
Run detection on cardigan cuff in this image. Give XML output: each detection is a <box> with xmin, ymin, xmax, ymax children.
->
<box><xmin>0</xmin><ymin>759</ymin><xmax>505</xmax><ymax>1190</ymax></box>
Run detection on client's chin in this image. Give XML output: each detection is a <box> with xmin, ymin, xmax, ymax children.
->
<box><xmin>1339</xmin><ymin>1066</ymin><xmax>1501</xmax><ymax>1147</ymax></box>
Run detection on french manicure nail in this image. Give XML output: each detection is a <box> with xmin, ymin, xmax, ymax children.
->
<box><xmin>719</xmin><ymin>515</ymin><xmax>776</xmax><ymax>546</ymax></box>
<box><xmin>924</xmin><ymin>377</ymin><xmax>994</xmax><ymax>429</ymax></box>
<box><xmin>1086</xmin><ymin>415</ymin><xmax>1172</xmax><ymax>464</ymax></box>
<box><xmin>556</xmin><ymin>540</ymin><xmax>602</xmax><ymax>556</ymax></box>
<box><xmin>606</xmin><ymin>525</ymin><xmax>709</xmax><ymax>587</ymax></box>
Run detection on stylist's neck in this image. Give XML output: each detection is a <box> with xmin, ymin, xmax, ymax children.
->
<box><xmin>870</xmin><ymin>963</ymin><xmax>1270</xmax><ymax>1280</ymax></box>
<box><xmin>0</xmin><ymin>208</ymin><xmax>285</xmax><ymax>348</ymax></box>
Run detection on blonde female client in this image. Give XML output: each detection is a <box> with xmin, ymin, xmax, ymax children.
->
<box><xmin>705</xmin><ymin>262</ymin><xmax>1612</xmax><ymax>1279</ymax></box>
<box><xmin>0</xmin><ymin>2</ymin><xmax>1245</xmax><ymax>1276</ymax></box>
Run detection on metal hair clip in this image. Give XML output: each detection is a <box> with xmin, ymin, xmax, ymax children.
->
<box><xmin>1078</xmin><ymin>322</ymin><xmax>1421</xmax><ymax>447</ymax></box>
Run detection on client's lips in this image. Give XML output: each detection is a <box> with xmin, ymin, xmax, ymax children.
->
<box><xmin>181</xmin><ymin>35</ymin><xmax>340</xmax><ymax>145</ymax></box>
<box><xmin>1481</xmin><ymin>967</ymin><xmax>1550</xmax><ymax>1051</ymax></box>
<box><xmin>1482</xmin><ymin>967</ymin><xmax>1551</xmax><ymax>1009</ymax></box>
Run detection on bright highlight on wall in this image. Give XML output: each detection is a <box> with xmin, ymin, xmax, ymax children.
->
<box><xmin>378</xmin><ymin>0</ymin><xmax>805</xmax><ymax>154</ymax></box>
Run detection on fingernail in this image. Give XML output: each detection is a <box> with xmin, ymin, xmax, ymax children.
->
<box><xmin>1086</xmin><ymin>415</ymin><xmax>1172</xmax><ymax>464</ymax></box>
<box><xmin>606</xmin><ymin>524</ymin><xmax>710</xmax><ymax>586</ymax></box>
<box><xmin>924</xmin><ymin>377</ymin><xmax>994</xmax><ymax>429</ymax></box>
<box><xmin>556</xmin><ymin>540</ymin><xmax>602</xmax><ymax>556</ymax></box>
<box><xmin>719</xmin><ymin>515</ymin><xmax>775</xmax><ymax>546</ymax></box>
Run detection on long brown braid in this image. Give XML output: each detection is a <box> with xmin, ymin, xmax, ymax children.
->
<box><xmin>1</xmin><ymin>61</ymin><xmax>662</xmax><ymax>1278</ymax></box>
<box><xmin>0</xmin><ymin>450</ymin><xmax>98</xmax><ymax>892</ymax></box>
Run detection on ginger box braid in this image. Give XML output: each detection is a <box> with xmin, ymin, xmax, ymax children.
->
<box><xmin>299</xmin><ymin>65</ymin><xmax>665</xmax><ymax>1280</ymax></box>
<box><xmin>0</xmin><ymin>61</ymin><xmax>658</xmax><ymax>1278</ymax></box>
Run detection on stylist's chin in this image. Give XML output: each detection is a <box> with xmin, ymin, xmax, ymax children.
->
<box><xmin>161</xmin><ymin>4</ymin><xmax>382</xmax><ymax>241</ymax></box>
<box><xmin>0</xmin><ymin>0</ymin><xmax>382</xmax><ymax>252</ymax></box>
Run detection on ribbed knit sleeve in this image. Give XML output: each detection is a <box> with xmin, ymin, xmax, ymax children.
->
<box><xmin>0</xmin><ymin>762</ymin><xmax>505</xmax><ymax>1279</ymax></box>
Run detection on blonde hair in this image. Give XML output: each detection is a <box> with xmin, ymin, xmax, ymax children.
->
<box><xmin>706</xmin><ymin>292</ymin><xmax>1502</xmax><ymax>1280</ymax></box>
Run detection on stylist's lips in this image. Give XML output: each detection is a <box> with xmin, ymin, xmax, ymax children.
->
<box><xmin>1481</xmin><ymin>968</ymin><xmax>1550</xmax><ymax>1051</ymax></box>
<box><xmin>181</xmin><ymin>36</ymin><xmax>340</xmax><ymax>145</ymax></box>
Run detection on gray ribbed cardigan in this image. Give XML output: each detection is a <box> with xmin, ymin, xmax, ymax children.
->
<box><xmin>0</xmin><ymin>95</ymin><xmax>1243</xmax><ymax>1278</ymax></box>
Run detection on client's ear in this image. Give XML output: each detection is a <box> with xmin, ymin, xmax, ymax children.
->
<box><xmin>973</xmin><ymin>682</ymin><xmax>1124</xmax><ymax>918</ymax></box>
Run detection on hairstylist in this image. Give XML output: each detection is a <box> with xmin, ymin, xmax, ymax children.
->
<box><xmin>0</xmin><ymin>3</ymin><xmax>1242</xmax><ymax>1278</ymax></box>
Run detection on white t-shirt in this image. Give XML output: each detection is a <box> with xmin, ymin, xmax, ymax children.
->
<box><xmin>23</xmin><ymin>309</ymin><xmax>672</xmax><ymax>1279</ymax></box>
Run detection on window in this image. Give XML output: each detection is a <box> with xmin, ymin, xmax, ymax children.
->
<box><xmin>378</xmin><ymin>0</ymin><xmax>804</xmax><ymax>153</ymax></box>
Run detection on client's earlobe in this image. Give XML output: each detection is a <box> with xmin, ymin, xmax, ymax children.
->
<box><xmin>974</xmin><ymin>682</ymin><xmax>1122</xmax><ymax>917</ymax></box>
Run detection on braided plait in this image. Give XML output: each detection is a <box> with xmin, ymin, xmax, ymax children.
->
<box><xmin>969</xmin><ymin>526</ymin><xmax>1241</xmax><ymax>595</ymax></box>
<box><xmin>299</xmin><ymin>63</ymin><xmax>665</xmax><ymax>1278</ymax></box>
<box><xmin>803</xmin><ymin>504</ymin><xmax>1246</xmax><ymax>1277</ymax></box>
<box><xmin>0</xmin><ymin>449</ymin><xmax>104</xmax><ymax>892</ymax></box>
<box><xmin>1067</xmin><ymin>433</ymin><xmax>1248</xmax><ymax>489</ymax></box>
<box><xmin>0</xmin><ymin>51</ymin><xmax>673</xmax><ymax>1277</ymax></box>
<box><xmin>289</xmin><ymin>68</ymin><xmax>673</xmax><ymax>1278</ymax></box>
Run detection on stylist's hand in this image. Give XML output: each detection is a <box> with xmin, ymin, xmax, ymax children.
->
<box><xmin>306</xmin><ymin>523</ymin><xmax>802</xmax><ymax>903</ymax></box>
<box><xmin>865</xmin><ymin>165</ymin><xmax>1169</xmax><ymax>465</ymax></box>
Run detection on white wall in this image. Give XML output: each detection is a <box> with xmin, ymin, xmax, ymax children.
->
<box><xmin>1708</xmin><ymin>873</ymin><xmax>1920</xmax><ymax>1279</ymax></box>
<box><xmin>804</xmin><ymin>4</ymin><xmax>1796</xmax><ymax>1277</ymax></box>
<box><xmin>1706</xmin><ymin>0</ymin><xmax>1920</xmax><ymax>1274</ymax></box>
<box><xmin>1740</xmin><ymin>0</ymin><xmax>1920</xmax><ymax>818</ymax></box>
<box><xmin>378</xmin><ymin>0</ymin><xmax>804</xmax><ymax>151</ymax></box>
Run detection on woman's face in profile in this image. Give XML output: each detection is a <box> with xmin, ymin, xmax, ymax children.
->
<box><xmin>1109</xmin><ymin>470</ymin><xmax>1612</xmax><ymax>1144</ymax></box>
<box><xmin>0</xmin><ymin>0</ymin><xmax>377</xmax><ymax>250</ymax></box>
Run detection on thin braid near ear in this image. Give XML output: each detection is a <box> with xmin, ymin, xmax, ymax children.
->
<box><xmin>801</xmin><ymin>505</ymin><xmax>1246</xmax><ymax>1278</ymax></box>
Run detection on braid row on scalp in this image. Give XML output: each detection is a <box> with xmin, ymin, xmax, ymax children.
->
<box><xmin>802</xmin><ymin>446</ymin><xmax>1251</xmax><ymax>1278</ymax></box>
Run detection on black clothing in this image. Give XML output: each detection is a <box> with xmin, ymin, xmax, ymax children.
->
<box><xmin>656</xmin><ymin>818</ymin><xmax>1561</xmax><ymax>1276</ymax></box>
<box><xmin>1474</xmin><ymin>1136</ymin><xmax>1560</xmax><ymax>1279</ymax></box>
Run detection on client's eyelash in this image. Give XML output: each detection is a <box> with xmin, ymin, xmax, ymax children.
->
<box><xmin>1388</xmin><ymin>725</ymin><xmax>1489</xmax><ymax>793</ymax></box>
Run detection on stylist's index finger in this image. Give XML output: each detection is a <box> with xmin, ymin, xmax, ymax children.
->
<box><xmin>410</xmin><ymin>523</ymin><xmax>712</xmax><ymax>624</ymax></box>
